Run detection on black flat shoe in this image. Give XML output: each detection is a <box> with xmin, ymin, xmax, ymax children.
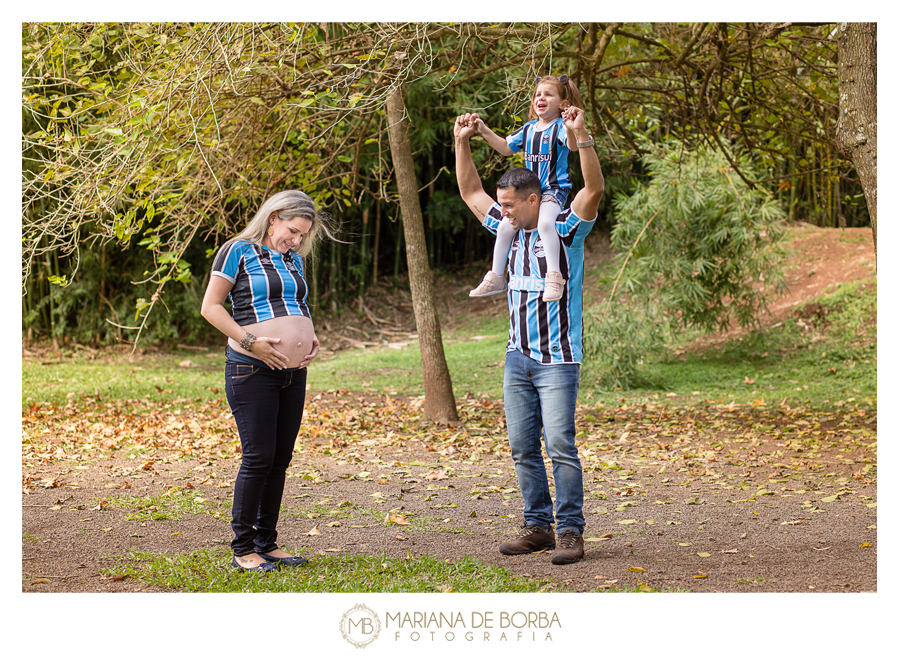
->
<box><xmin>232</xmin><ymin>556</ymin><xmax>279</xmax><ymax>572</ymax></box>
<box><xmin>259</xmin><ymin>552</ymin><xmax>309</xmax><ymax>566</ymax></box>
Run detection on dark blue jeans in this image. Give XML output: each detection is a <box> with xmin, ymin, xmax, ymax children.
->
<box><xmin>225</xmin><ymin>358</ymin><xmax>307</xmax><ymax>556</ymax></box>
<box><xmin>503</xmin><ymin>349</ymin><xmax>585</xmax><ymax>534</ymax></box>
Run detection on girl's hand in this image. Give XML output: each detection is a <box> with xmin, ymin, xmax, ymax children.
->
<box><xmin>251</xmin><ymin>337</ymin><xmax>289</xmax><ymax>370</ymax></box>
<box><xmin>454</xmin><ymin>114</ymin><xmax>479</xmax><ymax>140</ymax></box>
<box><xmin>562</xmin><ymin>106</ymin><xmax>585</xmax><ymax>131</ymax></box>
<box><xmin>299</xmin><ymin>335</ymin><xmax>320</xmax><ymax>369</ymax></box>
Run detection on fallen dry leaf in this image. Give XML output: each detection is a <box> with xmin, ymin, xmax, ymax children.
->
<box><xmin>385</xmin><ymin>512</ymin><xmax>410</xmax><ymax>525</ymax></box>
<box><xmin>307</xmin><ymin>524</ymin><xmax>323</xmax><ymax>536</ymax></box>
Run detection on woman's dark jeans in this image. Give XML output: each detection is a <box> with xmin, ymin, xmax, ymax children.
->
<box><xmin>225</xmin><ymin>359</ymin><xmax>307</xmax><ymax>557</ymax></box>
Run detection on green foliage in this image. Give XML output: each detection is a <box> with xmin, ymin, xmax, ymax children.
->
<box><xmin>609</xmin><ymin>143</ymin><xmax>788</xmax><ymax>335</ymax></box>
<box><xmin>583</xmin><ymin>144</ymin><xmax>789</xmax><ymax>389</ymax></box>
<box><xmin>22</xmin><ymin>22</ymin><xmax>869</xmax><ymax>348</ymax></box>
<box><xmin>583</xmin><ymin>298</ymin><xmax>667</xmax><ymax>391</ymax></box>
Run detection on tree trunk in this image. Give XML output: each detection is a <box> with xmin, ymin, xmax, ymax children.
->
<box><xmin>385</xmin><ymin>86</ymin><xmax>459</xmax><ymax>423</ymax></box>
<box><xmin>836</xmin><ymin>22</ymin><xmax>877</xmax><ymax>258</ymax></box>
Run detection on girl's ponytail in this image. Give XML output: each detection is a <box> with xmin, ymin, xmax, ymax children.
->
<box><xmin>558</xmin><ymin>74</ymin><xmax>583</xmax><ymax>110</ymax></box>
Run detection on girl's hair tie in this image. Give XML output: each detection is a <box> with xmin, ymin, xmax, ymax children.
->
<box><xmin>559</xmin><ymin>74</ymin><xmax>569</xmax><ymax>84</ymax></box>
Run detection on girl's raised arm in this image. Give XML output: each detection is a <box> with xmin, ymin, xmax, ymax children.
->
<box><xmin>473</xmin><ymin>115</ymin><xmax>514</xmax><ymax>156</ymax></box>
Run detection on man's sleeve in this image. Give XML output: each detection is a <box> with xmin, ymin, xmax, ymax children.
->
<box><xmin>557</xmin><ymin>208</ymin><xmax>596</xmax><ymax>249</ymax></box>
<box><xmin>481</xmin><ymin>202</ymin><xmax>504</xmax><ymax>235</ymax></box>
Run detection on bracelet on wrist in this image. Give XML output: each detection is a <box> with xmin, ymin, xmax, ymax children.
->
<box><xmin>239</xmin><ymin>332</ymin><xmax>257</xmax><ymax>351</ymax></box>
<box><xmin>576</xmin><ymin>135</ymin><xmax>595</xmax><ymax>149</ymax></box>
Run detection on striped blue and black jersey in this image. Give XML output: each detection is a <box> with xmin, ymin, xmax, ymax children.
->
<box><xmin>506</xmin><ymin>117</ymin><xmax>571</xmax><ymax>193</ymax></box>
<box><xmin>211</xmin><ymin>240</ymin><xmax>311</xmax><ymax>326</ymax></box>
<box><xmin>483</xmin><ymin>202</ymin><xmax>596</xmax><ymax>365</ymax></box>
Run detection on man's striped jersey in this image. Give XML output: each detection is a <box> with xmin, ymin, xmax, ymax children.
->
<box><xmin>505</xmin><ymin>116</ymin><xmax>571</xmax><ymax>193</ymax></box>
<box><xmin>211</xmin><ymin>240</ymin><xmax>311</xmax><ymax>326</ymax></box>
<box><xmin>483</xmin><ymin>202</ymin><xmax>596</xmax><ymax>365</ymax></box>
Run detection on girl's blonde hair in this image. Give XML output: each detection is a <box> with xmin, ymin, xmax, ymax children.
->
<box><xmin>231</xmin><ymin>189</ymin><xmax>336</xmax><ymax>259</ymax></box>
<box><xmin>528</xmin><ymin>74</ymin><xmax>583</xmax><ymax>121</ymax></box>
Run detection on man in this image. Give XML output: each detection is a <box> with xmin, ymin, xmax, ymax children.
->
<box><xmin>454</xmin><ymin>106</ymin><xmax>604</xmax><ymax>565</ymax></box>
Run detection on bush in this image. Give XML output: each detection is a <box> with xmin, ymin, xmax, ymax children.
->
<box><xmin>583</xmin><ymin>297</ymin><xmax>667</xmax><ymax>391</ymax></box>
<box><xmin>610</xmin><ymin>143</ymin><xmax>788</xmax><ymax>334</ymax></box>
<box><xmin>583</xmin><ymin>143</ymin><xmax>788</xmax><ymax>388</ymax></box>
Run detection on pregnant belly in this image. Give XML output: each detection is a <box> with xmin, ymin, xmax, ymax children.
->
<box><xmin>229</xmin><ymin>315</ymin><xmax>316</xmax><ymax>369</ymax></box>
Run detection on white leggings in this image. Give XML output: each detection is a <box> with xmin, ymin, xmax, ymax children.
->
<box><xmin>491</xmin><ymin>199</ymin><xmax>562</xmax><ymax>276</ymax></box>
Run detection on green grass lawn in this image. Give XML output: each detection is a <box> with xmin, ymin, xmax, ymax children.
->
<box><xmin>102</xmin><ymin>547</ymin><xmax>667</xmax><ymax>593</ymax></box>
<box><xmin>23</xmin><ymin>278</ymin><xmax>875</xmax><ymax>412</ymax></box>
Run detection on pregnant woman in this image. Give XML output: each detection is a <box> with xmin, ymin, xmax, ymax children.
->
<box><xmin>201</xmin><ymin>190</ymin><xmax>335</xmax><ymax>572</ymax></box>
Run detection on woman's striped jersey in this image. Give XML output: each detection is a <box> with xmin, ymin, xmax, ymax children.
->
<box><xmin>483</xmin><ymin>202</ymin><xmax>596</xmax><ymax>365</ymax></box>
<box><xmin>211</xmin><ymin>240</ymin><xmax>311</xmax><ymax>326</ymax></box>
<box><xmin>505</xmin><ymin>116</ymin><xmax>572</xmax><ymax>194</ymax></box>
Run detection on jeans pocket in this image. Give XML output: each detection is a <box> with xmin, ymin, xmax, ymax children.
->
<box><xmin>228</xmin><ymin>363</ymin><xmax>259</xmax><ymax>382</ymax></box>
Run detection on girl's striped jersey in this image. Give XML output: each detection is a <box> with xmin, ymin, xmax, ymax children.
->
<box><xmin>483</xmin><ymin>202</ymin><xmax>596</xmax><ymax>365</ymax></box>
<box><xmin>211</xmin><ymin>240</ymin><xmax>311</xmax><ymax>326</ymax></box>
<box><xmin>505</xmin><ymin>117</ymin><xmax>572</xmax><ymax>193</ymax></box>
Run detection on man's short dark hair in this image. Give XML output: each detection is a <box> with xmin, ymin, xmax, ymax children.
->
<box><xmin>497</xmin><ymin>167</ymin><xmax>541</xmax><ymax>199</ymax></box>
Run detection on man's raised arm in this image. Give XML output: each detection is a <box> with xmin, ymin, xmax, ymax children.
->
<box><xmin>565</xmin><ymin>107</ymin><xmax>605</xmax><ymax>221</ymax></box>
<box><xmin>454</xmin><ymin>114</ymin><xmax>497</xmax><ymax>226</ymax></box>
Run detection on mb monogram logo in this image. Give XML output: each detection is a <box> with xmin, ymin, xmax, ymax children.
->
<box><xmin>340</xmin><ymin>604</ymin><xmax>382</xmax><ymax>648</ymax></box>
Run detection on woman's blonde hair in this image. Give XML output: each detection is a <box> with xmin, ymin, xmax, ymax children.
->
<box><xmin>231</xmin><ymin>190</ymin><xmax>336</xmax><ymax>258</ymax></box>
<box><xmin>528</xmin><ymin>74</ymin><xmax>583</xmax><ymax>121</ymax></box>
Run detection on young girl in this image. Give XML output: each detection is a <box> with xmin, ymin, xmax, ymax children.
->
<box><xmin>469</xmin><ymin>74</ymin><xmax>584</xmax><ymax>302</ymax></box>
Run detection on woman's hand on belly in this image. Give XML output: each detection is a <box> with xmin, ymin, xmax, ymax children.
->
<box><xmin>241</xmin><ymin>336</ymin><xmax>288</xmax><ymax>370</ymax></box>
<box><xmin>299</xmin><ymin>334</ymin><xmax>320</xmax><ymax>369</ymax></box>
<box><xmin>249</xmin><ymin>337</ymin><xmax>291</xmax><ymax>370</ymax></box>
<box><xmin>235</xmin><ymin>316</ymin><xmax>316</xmax><ymax>369</ymax></box>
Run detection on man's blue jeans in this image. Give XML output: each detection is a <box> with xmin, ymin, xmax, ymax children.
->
<box><xmin>503</xmin><ymin>349</ymin><xmax>585</xmax><ymax>534</ymax></box>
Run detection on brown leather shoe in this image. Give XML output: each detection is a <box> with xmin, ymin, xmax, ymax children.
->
<box><xmin>499</xmin><ymin>524</ymin><xmax>556</xmax><ymax>555</ymax></box>
<box><xmin>550</xmin><ymin>530</ymin><xmax>584</xmax><ymax>564</ymax></box>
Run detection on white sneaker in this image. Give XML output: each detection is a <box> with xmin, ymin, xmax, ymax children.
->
<box><xmin>542</xmin><ymin>271</ymin><xmax>565</xmax><ymax>302</ymax></box>
<box><xmin>470</xmin><ymin>271</ymin><xmax>507</xmax><ymax>297</ymax></box>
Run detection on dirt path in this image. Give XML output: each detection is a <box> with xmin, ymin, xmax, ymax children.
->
<box><xmin>22</xmin><ymin>392</ymin><xmax>877</xmax><ymax>593</ymax></box>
